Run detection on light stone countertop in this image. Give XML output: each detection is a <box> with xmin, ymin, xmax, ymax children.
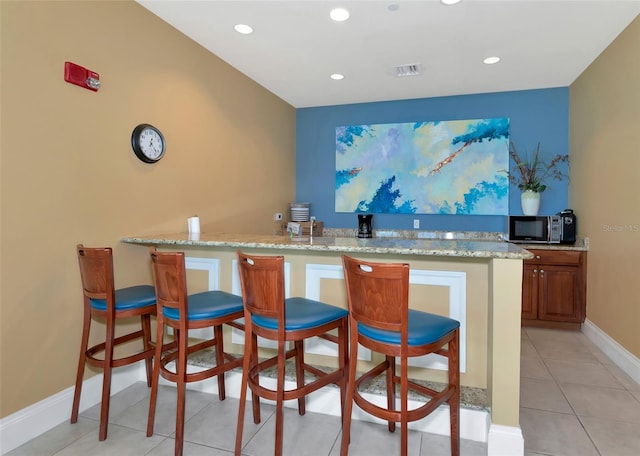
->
<box><xmin>513</xmin><ymin>238</ymin><xmax>589</xmax><ymax>251</ymax></box>
<box><xmin>121</xmin><ymin>230</ymin><xmax>534</xmax><ymax>260</ymax></box>
<box><xmin>323</xmin><ymin>228</ymin><xmax>589</xmax><ymax>251</ymax></box>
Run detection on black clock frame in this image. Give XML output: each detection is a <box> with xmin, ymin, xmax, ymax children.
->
<box><xmin>131</xmin><ymin>123</ymin><xmax>165</xmax><ymax>163</ymax></box>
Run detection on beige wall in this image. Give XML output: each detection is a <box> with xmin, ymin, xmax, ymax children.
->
<box><xmin>570</xmin><ymin>16</ymin><xmax>640</xmax><ymax>358</ymax></box>
<box><xmin>0</xmin><ymin>1</ymin><xmax>295</xmax><ymax>417</ymax></box>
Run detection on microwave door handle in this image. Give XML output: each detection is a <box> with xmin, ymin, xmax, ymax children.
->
<box><xmin>547</xmin><ymin>217</ymin><xmax>551</xmax><ymax>240</ymax></box>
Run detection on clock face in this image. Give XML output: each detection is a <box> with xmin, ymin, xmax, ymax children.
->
<box><xmin>131</xmin><ymin>124</ymin><xmax>165</xmax><ymax>163</ymax></box>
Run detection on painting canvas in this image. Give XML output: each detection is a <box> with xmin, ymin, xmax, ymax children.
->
<box><xmin>335</xmin><ymin>117</ymin><xmax>510</xmax><ymax>215</ymax></box>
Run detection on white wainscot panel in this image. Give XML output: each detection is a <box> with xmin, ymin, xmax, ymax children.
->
<box><xmin>304</xmin><ymin>264</ymin><xmax>371</xmax><ymax>361</ymax></box>
<box><xmin>183</xmin><ymin>257</ymin><xmax>221</xmax><ymax>340</ymax></box>
<box><xmin>305</xmin><ymin>264</ymin><xmax>466</xmax><ymax>373</ymax></box>
<box><xmin>407</xmin><ymin>269</ymin><xmax>466</xmax><ymax>373</ymax></box>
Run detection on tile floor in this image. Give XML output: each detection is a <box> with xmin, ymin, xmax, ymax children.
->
<box><xmin>520</xmin><ymin>327</ymin><xmax>640</xmax><ymax>456</ymax></box>
<box><xmin>7</xmin><ymin>327</ymin><xmax>640</xmax><ymax>455</ymax></box>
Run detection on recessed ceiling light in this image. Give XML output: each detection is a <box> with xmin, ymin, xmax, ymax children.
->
<box><xmin>483</xmin><ymin>56</ymin><xmax>501</xmax><ymax>65</ymax></box>
<box><xmin>441</xmin><ymin>0</ymin><xmax>462</xmax><ymax>5</ymax></box>
<box><xmin>234</xmin><ymin>24</ymin><xmax>253</xmax><ymax>35</ymax></box>
<box><xmin>330</xmin><ymin>8</ymin><xmax>350</xmax><ymax>22</ymax></box>
<box><xmin>330</xmin><ymin>73</ymin><xmax>345</xmax><ymax>80</ymax></box>
<box><xmin>387</xmin><ymin>3</ymin><xmax>400</xmax><ymax>12</ymax></box>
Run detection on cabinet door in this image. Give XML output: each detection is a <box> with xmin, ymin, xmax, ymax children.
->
<box><xmin>537</xmin><ymin>265</ymin><xmax>582</xmax><ymax>322</ymax></box>
<box><xmin>521</xmin><ymin>262</ymin><xmax>538</xmax><ymax>320</ymax></box>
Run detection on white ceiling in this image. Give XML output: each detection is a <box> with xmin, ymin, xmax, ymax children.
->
<box><xmin>137</xmin><ymin>0</ymin><xmax>640</xmax><ymax>108</ymax></box>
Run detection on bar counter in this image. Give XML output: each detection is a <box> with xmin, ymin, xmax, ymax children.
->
<box><xmin>121</xmin><ymin>231</ymin><xmax>530</xmax><ymax>455</ymax></box>
<box><xmin>120</xmin><ymin>231</ymin><xmax>533</xmax><ymax>260</ymax></box>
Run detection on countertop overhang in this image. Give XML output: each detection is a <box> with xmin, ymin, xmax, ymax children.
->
<box><xmin>121</xmin><ymin>232</ymin><xmax>533</xmax><ymax>260</ymax></box>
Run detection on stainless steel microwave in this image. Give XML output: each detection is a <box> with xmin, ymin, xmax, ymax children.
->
<box><xmin>508</xmin><ymin>215</ymin><xmax>563</xmax><ymax>244</ymax></box>
<box><xmin>509</xmin><ymin>210</ymin><xmax>577</xmax><ymax>244</ymax></box>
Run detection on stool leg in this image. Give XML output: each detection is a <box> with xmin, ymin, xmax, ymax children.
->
<box><xmin>294</xmin><ymin>340</ymin><xmax>305</xmax><ymax>415</ymax></box>
<box><xmin>214</xmin><ymin>325</ymin><xmax>226</xmax><ymax>400</ymax></box>
<box><xmin>449</xmin><ymin>330</ymin><xmax>461</xmax><ymax>456</ymax></box>
<box><xmin>71</xmin><ymin>305</ymin><xmax>92</xmax><ymax>424</ymax></box>
<box><xmin>250</xmin><ymin>333</ymin><xmax>261</xmax><ymax>422</ymax></box>
<box><xmin>146</xmin><ymin>317</ymin><xmax>164</xmax><ymax>438</ymax></box>
<box><xmin>386</xmin><ymin>355</ymin><xmax>396</xmax><ymax>433</ymax></box>
<box><xmin>141</xmin><ymin>314</ymin><xmax>153</xmax><ymax>387</ymax></box>
<box><xmin>98</xmin><ymin>315</ymin><xmax>116</xmax><ymax>441</ymax></box>
<box><xmin>275</xmin><ymin>338</ymin><xmax>287</xmax><ymax>456</ymax></box>
<box><xmin>400</xmin><ymin>356</ymin><xmax>408</xmax><ymax>456</ymax></box>
<box><xmin>174</xmin><ymin>329</ymin><xmax>188</xmax><ymax>456</ymax></box>
<box><xmin>338</xmin><ymin>318</ymin><xmax>348</xmax><ymax>418</ymax></box>
<box><xmin>235</xmin><ymin>324</ymin><xmax>253</xmax><ymax>455</ymax></box>
<box><xmin>340</xmin><ymin>322</ymin><xmax>359</xmax><ymax>456</ymax></box>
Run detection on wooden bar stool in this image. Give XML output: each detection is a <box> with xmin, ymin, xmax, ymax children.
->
<box><xmin>71</xmin><ymin>244</ymin><xmax>156</xmax><ymax>441</ymax></box>
<box><xmin>147</xmin><ymin>248</ymin><xmax>244</xmax><ymax>456</ymax></box>
<box><xmin>234</xmin><ymin>251</ymin><xmax>349</xmax><ymax>456</ymax></box>
<box><xmin>340</xmin><ymin>255</ymin><xmax>461</xmax><ymax>456</ymax></box>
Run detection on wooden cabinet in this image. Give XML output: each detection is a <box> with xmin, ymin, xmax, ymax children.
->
<box><xmin>521</xmin><ymin>249</ymin><xmax>587</xmax><ymax>329</ymax></box>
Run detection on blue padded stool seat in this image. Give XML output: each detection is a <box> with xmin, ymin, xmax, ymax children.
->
<box><xmin>162</xmin><ymin>290</ymin><xmax>243</xmax><ymax>321</ymax></box>
<box><xmin>89</xmin><ymin>285</ymin><xmax>156</xmax><ymax>311</ymax></box>
<box><xmin>252</xmin><ymin>297</ymin><xmax>349</xmax><ymax>331</ymax></box>
<box><xmin>358</xmin><ymin>309</ymin><xmax>460</xmax><ymax>346</ymax></box>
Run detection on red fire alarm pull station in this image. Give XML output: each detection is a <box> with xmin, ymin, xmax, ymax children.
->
<box><xmin>64</xmin><ymin>61</ymin><xmax>101</xmax><ymax>92</ymax></box>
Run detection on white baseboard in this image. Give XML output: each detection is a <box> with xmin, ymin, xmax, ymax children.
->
<box><xmin>224</xmin><ymin>371</ymin><xmax>490</xmax><ymax>442</ymax></box>
<box><xmin>167</xmin><ymin>368</ymin><xmax>523</xmax><ymax>454</ymax></box>
<box><xmin>583</xmin><ymin>318</ymin><xmax>640</xmax><ymax>384</ymax></box>
<box><xmin>1</xmin><ymin>363</ymin><xmax>522</xmax><ymax>455</ymax></box>
<box><xmin>487</xmin><ymin>424</ymin><xmax>524</xmax><ymax>456</ymax></box>
<box><xmin>0</xmin><ymin>364</ymin><xmax>146</xmax><ymax>454</ymax></box>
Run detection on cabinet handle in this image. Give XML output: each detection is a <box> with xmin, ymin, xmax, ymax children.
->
<box><xmin>535</xmin><ymin>255</ymin><xmax>541</xmax><ymax>260</ymax></box>
<box><xmin>540</xmin><ymin>269</ymin><xmax>544</xmax><ymax>275</ymax></box>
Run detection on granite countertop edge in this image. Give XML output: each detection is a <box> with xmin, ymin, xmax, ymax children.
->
<box><xmin>121</xmin><ymin>230</ymin><xmax>537</xmax><ymax>260</ymax></box>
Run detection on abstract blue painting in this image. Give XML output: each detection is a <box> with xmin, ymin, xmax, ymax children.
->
<box><xmin>335</xmin><ymin>117</ymin><xmax>510</xmax><ymax>215</ymax></box>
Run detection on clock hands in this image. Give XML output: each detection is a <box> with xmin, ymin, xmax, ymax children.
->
<box><xmin>150</xmin><ymin>137</ymin><xmax>162</xmax><ymax>154</ymax></box>
<box><xmin>142</xmin><ymin>133</ymin><xmax>160</xmax><ymax>154</ymax></box>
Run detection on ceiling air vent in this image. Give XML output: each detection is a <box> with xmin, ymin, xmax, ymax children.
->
<box><xmin>393</xmin><ymin>63</ymin><xmax>422</xmax><ymax>77</ymax></box>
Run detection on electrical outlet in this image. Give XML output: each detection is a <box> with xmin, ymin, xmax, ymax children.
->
<box><xmin>413</xmin><ymin>219</ymin><xmax>420</xmax><ymax>229</ymax></box>
<box><xmin>274</xmin><ymin>212</ymin><xmax>283</xmax><ymax>221</ymax></box>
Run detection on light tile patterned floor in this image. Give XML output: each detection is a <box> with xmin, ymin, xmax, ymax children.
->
<box><xmin>521</xmin><ymin>327</ymin><xmax>640</xmax><ymax>456</ymax></box>
<box><xmin>6</xmin><ymin>328</ymin><xmax>640</xmax><ymax>455</ymax></box>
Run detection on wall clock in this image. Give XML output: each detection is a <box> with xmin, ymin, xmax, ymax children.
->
<box><xmin>131</xmin><ymin>123</ymin><xmax>166</xmax><ymax>163</ymax></box>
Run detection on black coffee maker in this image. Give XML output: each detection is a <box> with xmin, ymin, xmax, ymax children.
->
<box><xmin>357</xmin><ymin>214</ymin><xmax>373</xmax><ymax>238</ymax></box>
<box><xmin>558</xmin><ymin>209</ymin><xmax>577</xmax><ymax>244</ymax></box>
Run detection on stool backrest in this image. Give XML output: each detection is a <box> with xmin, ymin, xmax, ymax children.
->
<box><xmin>149</xmin><ymin>248</ymin><xmax>188</xmax><ymax>317</ymax></box>
<box><xmin>77</xmin><ymin>244</ymin><xmax>114</xmax><ymax>301</ymax></box>
<box><xmin>341</xmin><ymin>255</ymin><xmax>409</xmax><ymax>333</ymax></box>
<box><xmin>236</xmin><ymin>251</ymin><xmax>285</xmax><ymax>320</ymax></box>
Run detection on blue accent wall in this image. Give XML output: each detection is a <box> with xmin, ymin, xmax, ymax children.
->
<box><xmin>296</xmin><ymin>87</ymin><xmax>569</xmax><ymax>232</ymax></box>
